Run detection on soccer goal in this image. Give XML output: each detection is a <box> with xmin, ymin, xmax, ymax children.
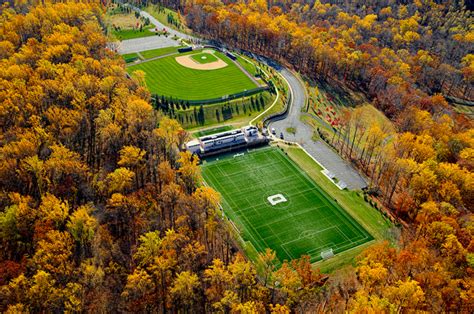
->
<box><xmin>320</xmin><ymin>248</ymin><xmax>334</xmax><ymax>260</ymax></box>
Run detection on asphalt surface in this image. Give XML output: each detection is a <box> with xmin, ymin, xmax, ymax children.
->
<box><xmin>117</xmin><ymin>4</ymin><xmax>195</xmax><ymax>54</ymax></box>
<box><xmin>268</xmin><ymin>69</ymin><xmax>368</xmax><ymax>190</ymax></box>
<box><xmin>117</xmin><ymin>5</ymin><xmax>367</xmax><ymax>190</ymax></box>
<box><xmin>118</xmin><ymin>36</ymin><xmax>180</xmax><ymax>54</ymax></box>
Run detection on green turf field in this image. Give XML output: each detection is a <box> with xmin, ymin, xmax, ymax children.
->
<box><xmin>122</xmin><ymin>52</ymin><xmax>140</xmax><ymax>63</ymax></box>
<box><xmin>127</xmin><ymin>50</ymin><xmax>258</xmax><ymax>101</ymax></box>
<box><xmin>111</xmin><ymin>25</ymin><xmax>156</xmax><ymax>40</ymax></box>
<box><xmin>191</xmin><ymin>52</ymin><xmax>218</xmax><ymax>64</ymax></box>
<box><xmin>139</xmin><ymin>46</ymin><xmax>181</xmax><ymax>59</ymax></box>
<box><xmin>201</xmin><ymin>147</ymin><xmax>374</xmax><ymax>263</ymax></box>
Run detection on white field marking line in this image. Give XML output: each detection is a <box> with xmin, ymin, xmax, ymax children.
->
<box><xmin>203</xmin><ymin>147</ymin><xmax>359</xmax><ymax>260</ymax></box>
<box><xmin>279</xmin><ymin>147</ymin><xmax>372</xmax><ymax>240</ymax></box>
<box><xmin>293</xmin><ymin>143</ymin><xmax>328</xmax><ymax>176</ymax></box>
<box><xmin>312</xmin><ymin>239</ymin><xmax>377</xmax><ymax>266</ymax></box>
<box><xmin>334</xmin><ymin>225</ymin><xmax>354</xmax><ymax>245</ymax></box>
<box><xmin>265</xmin><ymin>226</ymin><xmax>295</xmax><ymax>260</ymax></box>
<box><xmin>256</xmin><ymin>205</ymin><xmax>331</xmax><ymax>237</ymax></box>
<box><xmin>207</xmin><ymin>161</ymin><xmax>276</xmax><ymax>254</ymax></box>
<box><xmin>211</xmin><ymin>167</ymin><xmax>306</xmax><ymax>259</ymax></box>
<box><xmin>278</xmin><ymin>212</ymin><xmax>357</xmax><ymax>256</ymax></box>
<box><xmin>306</xmin><ymin>241</ymin><xmax>337</xmax><ymax>256</ymax></box>
<box><xmin>283</xmin><ymin>226</ymin><xmax>338</xmax><ymax>245</ymax></box>
<box><xmin>240</xmin><ymin>210</ymin><xmax>273</xmax><ymax>254</ymax></box>
<box><xmin>221</xmin><ymin>164</ymin><xmax>303</xmax><ymax>188</ymax></box>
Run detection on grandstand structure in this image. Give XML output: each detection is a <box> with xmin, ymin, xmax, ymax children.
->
<box><xmin>186</xmin><ymin>126</ymin><xmax>268</xmax><ymax>157</ymax></box>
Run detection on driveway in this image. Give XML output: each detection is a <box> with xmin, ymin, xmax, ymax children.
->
<box><xmin>268</xmin><ymin>69</ymin><xmax>368</xmax><ymax>190</ymax></box>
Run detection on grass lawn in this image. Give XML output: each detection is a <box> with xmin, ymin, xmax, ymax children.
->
<box><xmin>175</xmin><ymin>91</ymin><xmax>275</xmax><ymax>129</ymax></box>
<box><xmin>111</xmin><ymin>25</ymin><xmax>157</xmax><ymax>40</ymax></box>
<box><xmin>144</xmin><ymin>5</ymin><xmax>191</xmax><ymax>34</ymax></box>
<box><xmin>106</xmin><ymin>8</ymin><xmax>157</xmax><ymax>41</ymax></box>
<box><xmin>127</xmin><ymin>50</ymin><xmax>258</xmax><ymax>101</ymax></box>
<box><xmin>236</xmin><ymin>55</ymin><xmax>258</xmax><ymax>76</ymax></box>
<box><xmin>139</xmin><ymin>46</ymin><xmax>181</xmax><ymax>59</ymax></box>
<box><xmin>194</xmin><ymin>126</ymin><xmax>234</xmax><ymax>137</ymax></box>
<box><xmin>122</xmin><ymin>52</ymin><xmax>140</xmax><ymax>63</ymax></box>
<box><xmin>191</xmin><ymin>53</ymin><xmax>219</xmax><ymax>64</ymax></box>
<box><xmin>201</xmin><ymin>147</ymin><xmax>374</xmax><ymax>264</ymax></box>
<box><xmin>281</xmin><ymin>144</ymin><xmax>394</xmax><ymax>272</ymax></box>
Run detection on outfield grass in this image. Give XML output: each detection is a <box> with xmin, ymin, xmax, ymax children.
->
<box><xmin>191</xmin><ymin>53</ymin><xmax>218</xmax><ymax>64</ymax></box>
<box><xmin>139</xmin><ymin>46</ymin><xmax>181</xmax><ymax>59</ymax></box>
<box><xmin>127</xmin><ymin>50</ymin><xmax>258</xmax><ymax>101</ymax></box>
<box><xmin>201</xmin><ymin>147</ymin><xmax>374</xmax><ymax>264</ymax></box>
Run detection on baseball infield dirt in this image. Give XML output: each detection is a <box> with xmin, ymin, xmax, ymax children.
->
<box><xmin>175</xmin><ymin>53</ymin><xmax>228</xmax><ymax>70</ymax></box>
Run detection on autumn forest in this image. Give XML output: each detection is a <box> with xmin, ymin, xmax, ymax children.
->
<box><xmin>0</xmin><ymin>0</ymin><xmax>473</xmax><ymax>313</ymax></box>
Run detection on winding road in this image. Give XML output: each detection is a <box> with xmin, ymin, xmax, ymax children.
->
<box><xmin>266</xmin><ymin>68</ymin><xmax>367</xmax><ymax>190</ymax></box>
<box><xmin>118</xmin><ymin>5</ymin><xmax>367</xmax><ymax>190</ymax></box>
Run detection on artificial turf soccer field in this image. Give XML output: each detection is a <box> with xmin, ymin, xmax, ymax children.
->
<box><xmin>201</xmin><ymin>147</ymin><xmax>374</xmax><ymax>263</ymax></box>
<box><xmin>127</xmin><ymin>50</ymin><xmax>258</xmax><ymax>101</ymax></box>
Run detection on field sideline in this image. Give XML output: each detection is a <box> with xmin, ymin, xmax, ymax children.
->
<box><xmin>201</xmin><ymin>147</ymin><xmax>374</xmax><ymax>264</ymax></box>
<box><xmin>127</xmin><ymin>50</ymin><xmax>258</xmax><ymax>101</ymax></box>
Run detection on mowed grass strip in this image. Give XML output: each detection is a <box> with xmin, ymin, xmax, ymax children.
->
<box><xmin>111</xmin><ymin>26</ymin><xmax>156</xmax><ymax>40</ymax></box>
<box><xmin>121</xmin><ymin>53</ymin><xmax>140</xmax><ymax>63</ymax></box>
<box><xmin>139</xmin><ymin>46</ymin><xmax>181</xmax><ymax>59</ymax></box>
<box><xmin>201</xmin><ymin>147</ymin><xmax>373</xmax><ymax>264</ymax></box>
<box><xmin>191</xmin><ymin>52</ymin><xmax>218</xmax><ymax>64</ymax></box>
<box><xmin>127</xmin><ymin>50</ymin><xmax>258</xmax><ymax>101</ymax></box>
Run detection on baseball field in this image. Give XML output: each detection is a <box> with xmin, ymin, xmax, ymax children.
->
<box><xmin>127</xmin><ymin>49</ymin><xmax>259</xmax><ymax>101</ymax></box>
<box><xmin>201</xmin><ymin>147</ymin><xmax>374</xmax><ymax>263</ymax></box>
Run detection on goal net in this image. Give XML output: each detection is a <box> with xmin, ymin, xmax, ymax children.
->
<box><xmin>320</xmin><ymin>248</ymin><xmax>334</xmax><ymax>260</ymax></box>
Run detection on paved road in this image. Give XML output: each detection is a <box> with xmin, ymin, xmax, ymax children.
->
<box><xmin>117</xmin><ymin>4</ymin><xmax>195</xmax><ymax>54</ymax></box>
<box><xmin>268</xmin><ymin>69</ymin><xmax>368</xmax><ymax>190</ymax></box>
<box><xmin>116</xmin><ymin>5</ymin><xmax>367</xmax><ymax>190</ymax></box>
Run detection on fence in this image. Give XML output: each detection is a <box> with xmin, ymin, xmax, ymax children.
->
<box><xmin>262</xmin><ymin>91</ymin><xmax>292</xmax><ymax>127</ymax></box>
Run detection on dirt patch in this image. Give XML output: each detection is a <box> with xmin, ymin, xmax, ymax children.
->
<box><xmin>107</xmin><ymin>14</ymin><xmax>140</xmax><ymax>28</ymax></box>
<box><xmin>175</xmin><ymin>54</ymin><xmax>228</xmax><ymax>70</ymax></box>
